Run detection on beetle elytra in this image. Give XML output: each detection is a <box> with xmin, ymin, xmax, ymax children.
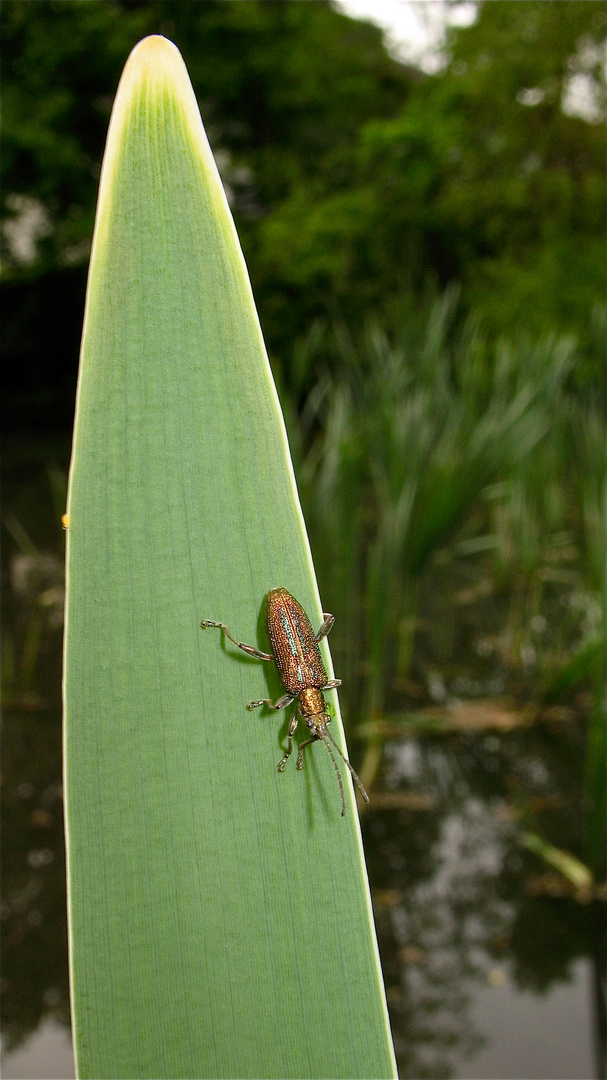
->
<box><xmin>201</xmin><ymin>587</ymin><xmax>369</xmax><ymax>815</ymax></box>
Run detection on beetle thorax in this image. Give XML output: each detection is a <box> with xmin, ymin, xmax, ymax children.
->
<box><xmin>298</xmin><ymin>687</ymin><xmax>326</xmax><ymax>717</ymax></box>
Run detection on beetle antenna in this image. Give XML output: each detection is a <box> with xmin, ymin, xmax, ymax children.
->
<box><xmin>318</xmin><ymin>732</ymin><xmax>347</xmax><ymax>816</ymax></box>
<box><xmin>324</xmin><ymin>729</ymin><xmax>370</xmax><ymax>804</ymax></box>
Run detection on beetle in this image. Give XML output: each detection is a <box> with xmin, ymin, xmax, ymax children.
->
<box><xmin>201</xmin><ymin>587</ymin><xmax>369</xmax><ymax>815</ymax></box>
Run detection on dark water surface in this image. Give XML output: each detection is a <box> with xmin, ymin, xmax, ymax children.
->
<box><xmin>2</xmin><ymin>437</ymin><xmax>604</xmax><ymax>1079</ymax></box>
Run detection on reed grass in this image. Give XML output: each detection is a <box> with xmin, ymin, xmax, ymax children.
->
<box><xmin>293</xmin><ymin>296</ymin><xmax>604</xmax><ymax>815</ymax></box>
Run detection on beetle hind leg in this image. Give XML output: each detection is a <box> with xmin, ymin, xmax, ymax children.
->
<box><xmin>200</xmin><ymin>620</ymin><xmax>274</xmax><ymax>661</ymax></box>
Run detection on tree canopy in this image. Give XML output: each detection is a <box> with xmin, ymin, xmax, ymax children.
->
<box><xmin>1</xmin><ymin>0</ymin><xmax>605</xmax><ymax>424</ymax></box>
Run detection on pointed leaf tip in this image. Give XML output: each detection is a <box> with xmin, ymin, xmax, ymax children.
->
<box><xmin>116</xmin><ymin>34</ymin><xmax>192</xmax><ymax>104</ymax></box>
<box><xmin>125</xmin><ymin>34</ymin><xmax>184</xmax><ymax>74</ymax></box>
<box><xmin>91</xmin><ymin>32</ymin><xmax>220</xmax><ymax>258</ymax></box>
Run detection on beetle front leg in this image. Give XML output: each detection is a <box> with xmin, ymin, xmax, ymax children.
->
<box><xmin>247</xmin><ymin>693</ymin><xmax>294</xmax><ymax>712</ymax></box>
<box><xmin>277</xmin><ymin>713</ymin><xmax>299</xmax><ymax>772</ymax></box>
<box><xmin>200</xmin><ymin>620</ymin><xmax>274</xmax><ymax>661</ymax></box>
<box><xmin>295</xmin><ymin>735</ymin><xmax>317</xmax><ymax>770</ymax></box>
<box><xmin>315</xmin><ymin>613</ymin><xmax>335</xmax><ymax>642</ymax></box>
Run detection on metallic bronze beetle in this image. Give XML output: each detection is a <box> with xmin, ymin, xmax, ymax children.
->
<box><xmin>201</xmin><ymin>588</ymin><xmax>368</xmax><ymax>815</ymax></box>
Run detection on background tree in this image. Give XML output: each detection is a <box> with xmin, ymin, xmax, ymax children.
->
<box><xmin>256</xmin><ymin>0</ymin><xmax>605</xmax><ymax>372</ymax></box>
<box><xmin>1</xmin><ymin>0</ymin><xmax>413</xmax><ymax>423</ymax></box>
<box><xmin>2</xmin><ymin>0</ymin><xmax>604</xmax><ymax>426</ymax></box>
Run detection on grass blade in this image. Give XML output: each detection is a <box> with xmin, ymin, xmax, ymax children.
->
<box><xmin>63</xmin><ymin>36</ymin><xmax>395</xmax><ymax>1080</ymax></box>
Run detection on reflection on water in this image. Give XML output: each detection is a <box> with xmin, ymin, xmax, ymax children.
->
<box><xmin>2</xmin><ymin>1019</ymin><xmax>75</xmax><ymax>1080</ymax></box>
<box><xmin>2</xmin><ymin>439</ymin><xmax>604</xmax><ymax>1079</ymax></box>
<box><xmin>462</xmin><ymin>959</ymin><xmax>594</xmax><ymax>1080</ymax></box>
<box><xmin>365</xmin><ymin>735</ymin><xmax>605</xmax><ymax>1078</ymax></box>
<box><xmin>2</xmin><ymin>439</ymin><xmax>71</xmax><ymax>1062</ymax></box>
<box><xmin>1</xmin><ymin>702</ymin><xmax>69</xmax><ymax>1055</ymax></box>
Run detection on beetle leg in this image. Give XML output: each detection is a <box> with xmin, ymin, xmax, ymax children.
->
<box><xmin>295</xmin><ymin>736</ymin><xmax>317</xmax><ymax>770</ymax></box>
<box><xmin>200</xmin><ymin>620</ymin><xmax>274</xmax><ymax>661</ymax></box>
<box><xmin>247</xmin><ymin>693</ymin><xmax>293</xmax><ymax>712</ymax></box>
<box><xmin>277</xmin><ymin>713</ymin><xmax>299</xmax><ymax>772</ymax></box>
<box><xmin>315</xmin><ymin>613</ymin><xmax>335</xmax><ymax>642</ymax></box>
<box><xmin>322</xmin><ymin>678</ymin><xmax>341</xmax><ymax>690</ymax></box>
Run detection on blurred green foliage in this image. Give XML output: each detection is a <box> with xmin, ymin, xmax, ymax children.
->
<box><xmin>2</xmin><ymin>0</ymin><xmax>604</xmax><ymax>868</ymax></box>
<box><xmin>1</xmin><ymin>6</ymin><xmax>605</xmax><ymax>1059</ymax></box>
<box><xmin>280</xmin><ymin>279</ymin><xmax>604</xmax><ymax>884</ymax></box>
<box><xmin>2</xmin><ymin>0</ymin><xmax>605</xmax><ymax>414</ymax></box>
<box><xmin>294</xmin><ymin>296</ymin><xmax>604</xmax><ymax>724</ymax></box>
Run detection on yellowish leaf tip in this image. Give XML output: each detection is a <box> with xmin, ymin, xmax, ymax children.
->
<box><xmin>91</xmin><ymin>34</ymin><xmax>223</xmax><ymax>254</ymax></box>
<box><xmin>124</xmin><ymin>34</ymin><xmax>184</xmax><ymax>78</ymax></box>
<box><xmin>117</xmin><ymin>34</ymin><xmax>191</xmax><ymax>105</ymax></box>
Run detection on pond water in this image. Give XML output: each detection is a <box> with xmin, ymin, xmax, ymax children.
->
<box><xmin>2</xmin><ymin>437</ymin><xmax>604</xmax><ymax>1079</ymax></box>
<box><xmin>0</xmin><ymin>961</ymin><xmax>597</xmax><ymax>1080</ymax></box>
